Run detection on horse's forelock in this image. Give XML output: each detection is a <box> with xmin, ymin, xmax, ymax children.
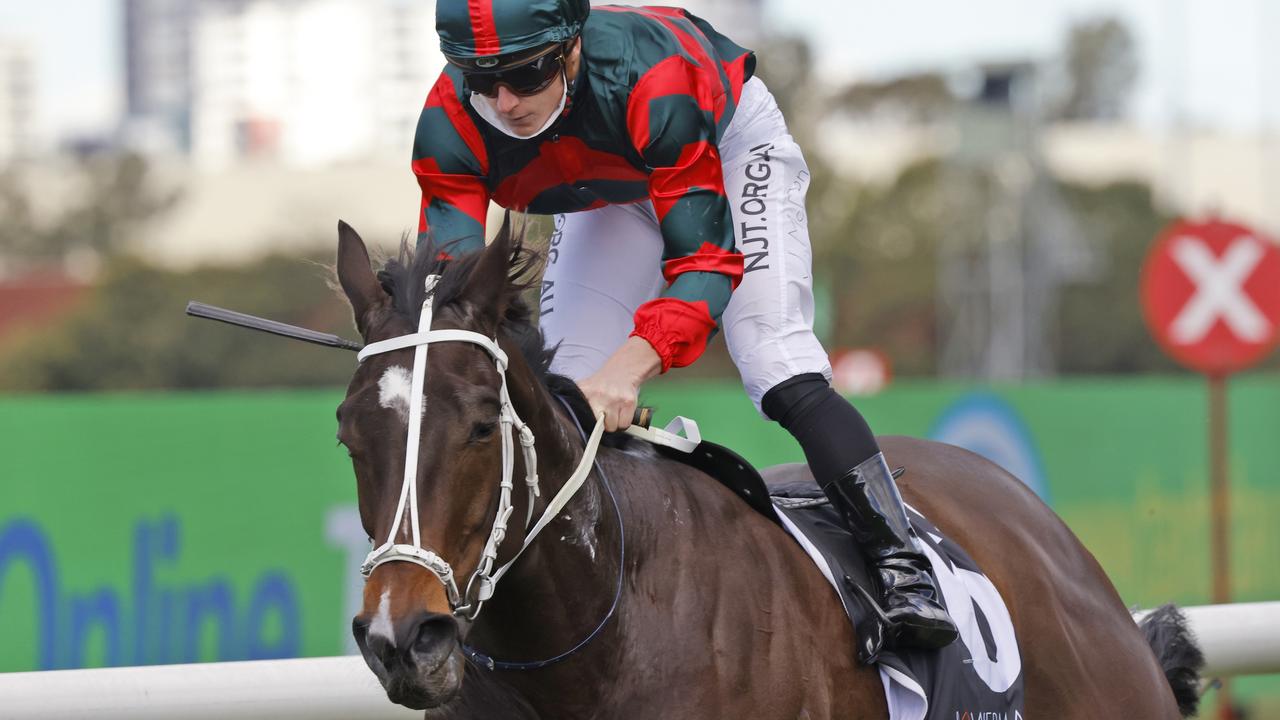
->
<box><xmin>376</xmin><ymin>227</ymin><xmax>553</xmax><ymax>381</ymax></box>
<box><xmin>373</xmin><ymin>226</ymin><xmax>639</xmax><ymax>450</ymax></box>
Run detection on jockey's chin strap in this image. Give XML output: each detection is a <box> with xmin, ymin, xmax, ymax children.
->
<box><xmin>355</xmin><ymin>274</ymin><xmax>605</xmax><ymax>620</ymax></box>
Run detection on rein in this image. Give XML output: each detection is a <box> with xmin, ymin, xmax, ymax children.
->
<box><xmin>462</xmin><ymin>394</ymin><xmax>625</xmax><ymax>671</ymax></box>
<box><xmin>356</xmin><ymin>274</ymin><xmax>604</xmax><ymax>620</ymax></box>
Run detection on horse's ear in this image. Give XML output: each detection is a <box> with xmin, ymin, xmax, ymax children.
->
<box><xmin>336</xmin><ymin>220</ymin><xmax>385</xmax><ymax>336</ymax></box>
<box><xmin>463</xmin><ymin>215</ymin><xmax>515</xmax><ymax>331</ymax></box>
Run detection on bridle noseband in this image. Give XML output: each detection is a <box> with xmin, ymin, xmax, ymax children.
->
<box><xmin>356</xmin><ymin>275</ymin><xmax>603</xmax><ymax>620</ymax></box>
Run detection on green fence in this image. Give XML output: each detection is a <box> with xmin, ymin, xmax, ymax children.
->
<box><xmin>2</xmin><ymin>376</ymin><xmax>1277</xmax><ymax>706</ymax></box>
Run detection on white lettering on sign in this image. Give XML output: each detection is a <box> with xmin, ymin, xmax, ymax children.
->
<box><xmin>1169</xmin><ymin>235</ymin><xmax>1272</xmax><ymax>344</ymax></box>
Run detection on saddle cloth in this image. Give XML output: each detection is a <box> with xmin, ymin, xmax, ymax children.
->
<box><xmin>652</xmin><ymin>441</ymin><xmax>1026</xmax><ymax>720</ymax></box>
<box><xmin>771</xmin><ymin>481</ymin><xmax>1026</xmax><ymax>720</ymax></box>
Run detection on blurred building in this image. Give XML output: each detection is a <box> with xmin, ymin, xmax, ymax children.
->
<box><xmin>123</xmin><ymin>0</ymin><xmax>195</xmax><ymax>154</ymax></box>
<box><xmin>120</xmin><ymin>0</ymin><xmax>443</xmax><ymax>167</ymax></box>
<box><xmin>190</xmin><ymin>0</ymin><xmax>441</xmax><ymax>167</ymax></box>
<box><xmin>0</xmin><ymin>39</ymin><xmax>35</xmax><ymax>166</ymax></box>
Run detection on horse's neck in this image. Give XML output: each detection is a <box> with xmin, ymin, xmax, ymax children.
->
<box><xmin>463</xmin><ymin>401</ymin><xmax>619</xmax><ymax>662</ymax></box>
<box><xmin>460</xmin><ymin>345</ymin><xmax>617</xmax><ymax>638</ymax></box>
<box><xmin>471</xmin><ymin>416</ymin><xmax>735</xmax><ymax>651</ymax></box>
<box><xmin>473</xmin><ymin>351</ymin><xmax>772</xmax><ymax>673</ymax></box>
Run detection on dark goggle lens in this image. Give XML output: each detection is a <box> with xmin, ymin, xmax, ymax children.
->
<box><xmin>464</xmin><ymin>54</ymin><xmax>562</xmax><ymax>98</ymax></box>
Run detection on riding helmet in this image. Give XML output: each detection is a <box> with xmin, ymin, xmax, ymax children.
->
<box><xmin>436</xmin><ymin>0</ymin><xmax>590</xmax><ymax>70</ymax></box>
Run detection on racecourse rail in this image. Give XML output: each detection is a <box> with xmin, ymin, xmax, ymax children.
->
<box><xmin>1</xmin><ymin>602</ymin><xmax>1277</xmax><ymax>719</ymax></box>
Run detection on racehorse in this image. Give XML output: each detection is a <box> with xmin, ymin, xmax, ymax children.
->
<box><xmin>334</xmin><ymin>219</ymin><xmax>1202</xmax><ymax>719</ymax></box>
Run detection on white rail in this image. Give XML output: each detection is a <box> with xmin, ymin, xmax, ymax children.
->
<box><xmin>0</xmin><ymin>602</ymin><xmax>1276</xmax><ymax>719</ymax></box>
<box><xmin>0</xmin><ymin>656</ymin><xmax>418</xmax><ymax>720</ymax></box>
<box><xmin>1137</xmin><ymin>601</ymin><xmax>1280</xmax><ymax>678</ymax></box>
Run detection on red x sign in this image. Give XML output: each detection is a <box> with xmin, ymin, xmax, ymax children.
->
<box><xmin>1141</xmin><ymin>219</ymin><xmax>1280</xmax><ymax>375</ymax></box>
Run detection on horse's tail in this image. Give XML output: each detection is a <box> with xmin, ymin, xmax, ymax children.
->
<box><xmin>1138</xmin><ymin>604</ymin><xmax>1205</xmax><ymax>717</ymax></box>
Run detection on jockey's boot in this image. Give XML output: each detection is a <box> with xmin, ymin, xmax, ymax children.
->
<box><xmin>761</xmin><ymin>373</ymin><xmax>958</xmax><ymax>655</ymax></box>
<box><xmin>822</xmin><ymin>451</ymin><xmax>959</xmax><ymax>651</ymax></box>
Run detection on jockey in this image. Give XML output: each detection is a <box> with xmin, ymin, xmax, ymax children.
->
<box><xmin>415</xmin><ymin>0</ymin><xmax>958</xmax><ymax>654</ymax></box>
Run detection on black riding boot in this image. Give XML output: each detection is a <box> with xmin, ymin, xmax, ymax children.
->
<box><xmin>823</xmin><ymin>452</ymin><xmax>958</xmax><ymax>650</ymax></box>
<box><xmin>762</xmin><ymin>374</ymin><xmax>958</xmax><ymax>653</ymax></box>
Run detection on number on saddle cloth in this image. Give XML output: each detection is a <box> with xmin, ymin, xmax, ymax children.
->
<box><xmin>773</xmin><ymin>496</ymin><xmax>1027</xmax><ymax>718</ymax></box>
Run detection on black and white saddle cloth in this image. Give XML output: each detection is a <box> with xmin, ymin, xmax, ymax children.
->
<box><xmin>652</xmin><ymin>440</ymin><xmax>1026</xmax><ymax>720</ymax></box>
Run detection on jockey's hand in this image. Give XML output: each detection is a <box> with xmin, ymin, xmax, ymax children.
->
<box><xmin>579</xmin><ymin>336</ymin><xmax>662</xmax><ymax>432</ymax></box>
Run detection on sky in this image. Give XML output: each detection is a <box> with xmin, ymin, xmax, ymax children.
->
<box><xmin>0</xmin><ymin>0</ymin><xmax>1276</xmax><ymax>146</ymax></box>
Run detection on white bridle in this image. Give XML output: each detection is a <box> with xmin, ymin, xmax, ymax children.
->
<box><xmin>355</xmin><ymin>274</ymin><xmax>603</xmax><ymax>620</ymax></box>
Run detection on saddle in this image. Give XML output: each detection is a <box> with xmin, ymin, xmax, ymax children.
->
<box><xmin>646</xmin><ymin>429</ymin><xmax>1027</xmax><ymax>720</ymax></box>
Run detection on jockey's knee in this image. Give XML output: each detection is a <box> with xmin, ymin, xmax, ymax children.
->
<box><xmin>761</xmin><ymin>373</ymin><xmax>880</xmax><ymax>480</ymax></box>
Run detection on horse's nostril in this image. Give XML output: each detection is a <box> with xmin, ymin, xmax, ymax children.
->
<box><xmin>354</xmin><ymin>615</ymin><xmax>398</xmax><ymax>672</ymax></box>
<box><xmin>411</xmin><ymin>614</ymin><xmax>459</xmax><ymax>670</ymax></box>
<box><xmin>352</xmin><ymin>616</ymin><xmax>370</xmax><ymax>642</ymax></box>
<box><xmin>354</xmin><ymin>609</ymin><xmax>457</xmax><ymax>676</ymax></box>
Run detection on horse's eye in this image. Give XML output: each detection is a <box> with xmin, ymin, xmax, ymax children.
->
<box><xmin>469</xmin><ymin>420</ymin><xmax>498</xmax><ymax>443</ymax></box>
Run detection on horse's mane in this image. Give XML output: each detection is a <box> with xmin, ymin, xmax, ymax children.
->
<box><xmin>373</xmin><ymin>221</ymin><xmax>607</xmax><ymax>439</ymax></box>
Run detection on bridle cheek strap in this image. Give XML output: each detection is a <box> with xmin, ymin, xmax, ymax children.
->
<box><xmin>356</xmin><ymin>274</ymin><xmax>603</xmax><ymax>620</ymax></box>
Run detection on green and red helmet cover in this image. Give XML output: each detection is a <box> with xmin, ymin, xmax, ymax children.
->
<box><xmin>437</xmin><ymin>0</ymin><xmax>591</xmax><ymax>65</ymax></box>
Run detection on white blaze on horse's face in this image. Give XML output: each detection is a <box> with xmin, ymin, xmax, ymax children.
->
<box><xmin>369</xmin><ymin>587</ymin><xmax>395</xmax><ymax>647</ymax></box>
<box><xmin>378</xmin><ymin>365</ymin><xmax>422</xmax><ymax>424</ymax></box>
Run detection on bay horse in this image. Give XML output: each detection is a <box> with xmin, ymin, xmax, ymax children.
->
<box><xmin>334</xmin><ymin>219</ymin><xmax>1202</xmax><ymax>719</ymax></box>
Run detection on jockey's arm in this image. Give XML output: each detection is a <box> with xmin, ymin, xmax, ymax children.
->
<box><xmin>413</xmin><ymin>170</ymin><xmax>489</xmax><ymax>257</ymax></box>
<box><xmin>412</xmin><ymin>71</ymin><xmax>491</xmax><ymax>256</ymax></box>
<box><xmin>581</xmin><ymin>60</ymin><xmax>745</xmax><ymax>430</ymax></box>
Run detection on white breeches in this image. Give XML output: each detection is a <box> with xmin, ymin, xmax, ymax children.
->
<box><xmin>538</xmin><ymin>77</ymin><xmax>832</xmax><ymax>415</ymax></box>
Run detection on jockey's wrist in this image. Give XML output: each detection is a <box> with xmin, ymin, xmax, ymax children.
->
<box><xmin>615</xmin><ymin>336</ymin><xmax>662</xmax><ymax>386</ymax></box>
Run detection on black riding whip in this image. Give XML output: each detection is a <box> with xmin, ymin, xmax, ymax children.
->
<box><xmin>185</xmin><ymin>301</ymin><xmax>363</xmax><ymax>352</ymax></box>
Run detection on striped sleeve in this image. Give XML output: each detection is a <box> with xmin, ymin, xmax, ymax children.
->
<box><xmin>412</xmin><ymin>70</ymin><xmax>491</xmax><ymax>257</ymax></box>
<box><xmin>625</xmin><ymin>54</ymin><xmax>744</xmax><ymax>372</ymax></box>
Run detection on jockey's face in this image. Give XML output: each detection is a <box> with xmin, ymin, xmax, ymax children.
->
<box><xmin>482</xmin><ymin>39</ymin><xmax>581</xmax><ymax>137</ymax></box>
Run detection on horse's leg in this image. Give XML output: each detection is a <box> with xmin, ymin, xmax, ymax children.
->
<box><xmin>882</xmin><ymin>436</ymin><xmax>1184</xmax><ymax>719</ymax></box>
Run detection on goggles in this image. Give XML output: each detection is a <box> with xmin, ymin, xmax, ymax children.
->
<box><xmin>460</xmin><ymin>46</ymin><xmax>566</xmax><ymax>98</ymax></box>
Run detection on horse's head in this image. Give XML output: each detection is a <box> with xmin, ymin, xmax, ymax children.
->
<box><xmin>335</xmin><ymin>221</ymin><xmax>539</xmax><ymax>709</ymax></box>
